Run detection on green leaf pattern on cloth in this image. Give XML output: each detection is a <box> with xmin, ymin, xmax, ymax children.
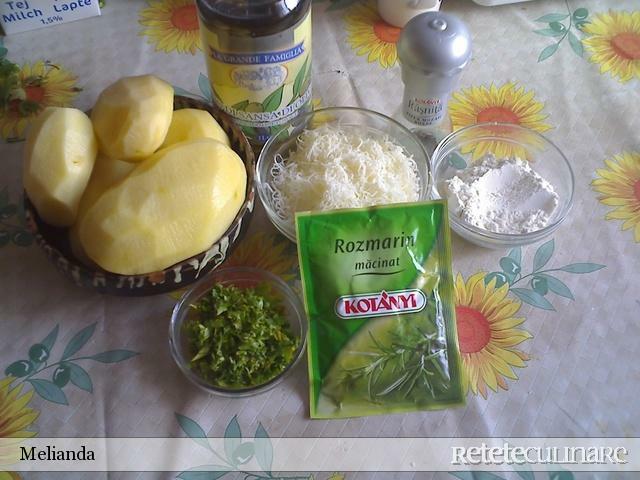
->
<box><xmin>3</xmin><ymin>323</ymin><xmax>138</xmax><ymax>405</ymax></box>
<box><xmin>483</xmin><ymin>239</ymin><xmax>605</xmax><ymax>311</ymax></box>
<box><xmin>533</xmin><ymin>5</ymin><xmax>588</xmax><ymax>62</ymax></box>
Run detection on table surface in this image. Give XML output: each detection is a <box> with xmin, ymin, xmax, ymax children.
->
<box><xmin>1</xmin><ymin>0</ymin><xmax>639</xmax><ymax>479</ymax></box>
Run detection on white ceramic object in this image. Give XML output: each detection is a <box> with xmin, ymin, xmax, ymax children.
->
<box><xmin>377</xmin><ymin>0</ymin><xmax>441</xmax><ymax>28</ymax></box>
<box><xmin>471</xmin><ymin>0</ymin><xmax>534</xmax><ymax>5</ymax></box>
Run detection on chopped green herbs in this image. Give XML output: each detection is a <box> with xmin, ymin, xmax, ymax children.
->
<box><xmin>185</xmin><ymin>283</ymin><xmax>298</xmax><ymax>389</ymax></box>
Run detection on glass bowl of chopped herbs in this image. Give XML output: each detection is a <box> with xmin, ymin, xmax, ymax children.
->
<box><xmin>169</xmin><ymin>267</ymin><xmax>307</xmax><ymax>396</ymax></box>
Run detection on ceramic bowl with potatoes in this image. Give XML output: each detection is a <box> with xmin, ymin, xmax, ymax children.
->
<box><xmin>23</xmin><ymin>75</ymin><xmax>255</xmax><ymax>296</ymax></box>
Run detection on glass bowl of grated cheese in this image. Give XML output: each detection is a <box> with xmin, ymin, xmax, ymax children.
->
<box><xmin>431</xmin><ymin>123</ymin><xmax>575</xmax><ymax>249</ymax></box>
<box><xmin>256</xmin><ymin>107</ymin><xmax>431</xmax><ymax>242</ymax></box>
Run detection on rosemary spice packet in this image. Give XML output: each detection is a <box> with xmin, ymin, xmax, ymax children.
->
<box><xmin>296</xmin><ymin>201</ymin><xmax>464</xmax><ymax>418</ymax></box>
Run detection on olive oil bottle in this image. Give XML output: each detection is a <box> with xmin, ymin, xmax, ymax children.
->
<box><xmin>196</xmin><ymin>0</ymin><xmax>312</xmax><ymax>146</ymax></box>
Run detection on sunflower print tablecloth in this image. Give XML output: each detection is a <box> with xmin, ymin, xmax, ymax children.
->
<box><xmin>1</xmin><ymin>0</ymin><xmax>639</xmax><ymax>479</ymax></box>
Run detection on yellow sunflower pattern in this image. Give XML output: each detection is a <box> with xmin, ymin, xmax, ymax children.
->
<box><xmin>448</xmin><ymin>82</ymin><xmax>552</xmax><ymax>160</ymax></box>
<box><xmin>0</xmin><ymin>376</ymin><xmax>39</xmax><ymax>477</ymax></box>
<box><xmin>454</xmin><ymin>273</ymin><xmax>532</xmax><ymax>398</ymax></box>
<box><xmin>224</xmin><ymin>231</ymin><xmax>298</xmax><ymax>282</ymax></box>
<box><xmin>0</xmin><ymin>472</ymin><xmax>20</xmax><ymax>480</ymax></box>
<box><xmin>344</xmin><ymin>0</ymin><xmax>401</xmax><ymax>69</ymax></box>
<box><xmin>0</xmin><ymin>61</ymin><xmax>80</xmax><ymax>142</ymax></box>
<box><xmin>592</xmin><ymin>151</ymin><xmax>640</xmax><ymax>243</ymax></box>
<box><xmin>583</xmin><ymin>10</ymin><xmax>640</xmax><ymax>83</ymax></box>
<box><xmin>139</xmin><ymin>0</ymin><xmax>201</xmax><ymax>55</ymax></box>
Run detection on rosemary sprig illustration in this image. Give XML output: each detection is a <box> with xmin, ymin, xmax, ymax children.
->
<box><xmin>341</xmin><ymin>328</ymin><xmax>449</xmax><ymax>401</ymax></box>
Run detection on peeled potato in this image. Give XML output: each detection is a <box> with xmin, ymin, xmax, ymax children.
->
<box><xmin>161</xmin><ymin>108</ymin><xmax>230</xmax><ymax>148</ymax></box>
<box><xmin>69</xmin><ymin>155</ymin><xmax>135</xmax><ymax>263</ymax></box>
<box><xmin>91</xmin><ymin>75</ymin><xmax>173</xmax><ymax>161</ymax></box>
<box><xmin>24</xmin><ymin>107</ymin><xmax>98</xmax><ymax>227</ymax></box>
<box><xmin>78</xmin><ymin>139</ymin><xmax>247</xmax><ymax>275</ymax></box>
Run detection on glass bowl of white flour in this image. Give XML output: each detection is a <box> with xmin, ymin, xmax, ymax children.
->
<box><xmin>431</xmin><ymin>123</ymin><xmax>574</xmax><ymax>248</ymax></box>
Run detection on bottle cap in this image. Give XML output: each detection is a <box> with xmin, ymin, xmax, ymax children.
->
<box><xmin>397</xmin><ymin>12</ymin><xmax>472</xmax><ymax>77</ymax></box>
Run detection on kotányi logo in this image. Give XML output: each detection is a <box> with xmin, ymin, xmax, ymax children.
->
<box><xmin>335</xmin><ymin>289</ymin><xmax>427</xmax><ymax>319</ymax></box>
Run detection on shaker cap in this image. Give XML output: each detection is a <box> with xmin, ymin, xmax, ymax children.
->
<box><xmin>397</xmin><ymin>12</ymin><xmax>472</xmax><ymax>76</ymax></box>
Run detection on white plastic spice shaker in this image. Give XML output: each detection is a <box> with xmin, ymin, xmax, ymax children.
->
<box><xmin>397</xmin><ymin>12</ymin><xmax>471</xmax><ymax>148</ymax></box>
<box><xmin>377</xmin><ymin>0</ymin><xmax>442</xmax><ymax>28</ymax></box>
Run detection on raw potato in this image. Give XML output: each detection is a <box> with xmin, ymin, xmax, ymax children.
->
<box><xmin>69</xmin><ymin>155</ymin><xmax>135</xmax><ymax>263</ymax></box>
<box><xmin>91</xmin><ymin>75</ymin><xmax>174</xmax><ymax>161</ymax></box>
<box><xmin>24</xmin><ymin>107</ymin><xmax>98</xmax><ymax>227</ymax></box>
<box><xmin>78</xmin><ymin>139</ymin><xmax>247</xmax><ymax>275</ymax></box>
<box><xmin>161</xmin><ymin>109</ymin><xmax>230</xmax><ymax>148</ymax></box>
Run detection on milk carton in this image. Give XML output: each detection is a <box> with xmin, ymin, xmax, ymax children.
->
<box><xmin>0</xmin><ymin>0</ymin><xmax>101</xmax><ymax>34</ymax></box>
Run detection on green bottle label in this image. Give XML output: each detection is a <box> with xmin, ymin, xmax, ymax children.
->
<box><xmin>200</xmin><ymin>11</ymin><xmax>312</xmax><ymax>144</ymax></box>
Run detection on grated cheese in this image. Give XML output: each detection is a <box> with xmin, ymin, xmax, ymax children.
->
<box><xmin>270</xmin><ymin>124</ymin><xmax>420</xmax><ymax>221</ymax></box>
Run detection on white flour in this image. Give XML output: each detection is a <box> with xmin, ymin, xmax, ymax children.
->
<box><xmin>445</xmin><ymin>155</ymin><xmax>559</xmax><ymax>234</ymax></box>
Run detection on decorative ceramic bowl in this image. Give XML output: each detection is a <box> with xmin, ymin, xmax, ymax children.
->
<box><xmin>24</xmin><ymin>95</ymin><xmax>256</xmax><ymax>296</ymax></box>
